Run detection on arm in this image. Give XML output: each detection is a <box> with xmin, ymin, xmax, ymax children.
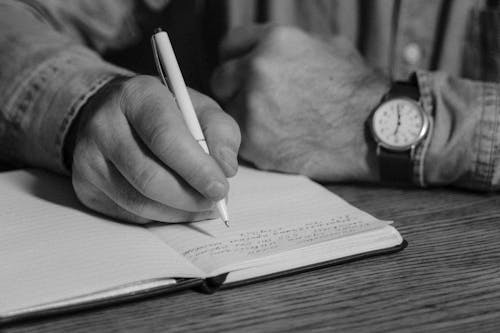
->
<box><xmin>416</xmin><ymin>70</ymin><xmax>500</xmax><ymax>191</ymax></box>
<box><xmin>0</xmin><ymin>0</ymin><xmax>241</xmax><ymax>223</ymax></box>
<box><xmin>211</xmin><ymin>25</ymin><xmax>500</xmax><ymax>191</ymax></box>
<box><xmin>0</xmin><ymin>0</ymin><xmax>137</xmax><ymax>173</ymax></box>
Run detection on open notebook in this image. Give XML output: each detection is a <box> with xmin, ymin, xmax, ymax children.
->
<box><xmin>0</xmin><ymin>167</ymin><xmax>405</xmax><ymax>323</ymax></box>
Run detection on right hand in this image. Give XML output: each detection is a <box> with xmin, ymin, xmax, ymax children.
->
<box><xmin>69</xmin><ymin>75</ymin><xmax>241</xmax><ymax>224</ymax></box>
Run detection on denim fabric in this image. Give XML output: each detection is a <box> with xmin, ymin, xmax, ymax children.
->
<box><xmin>1</xmin><ymin>0</ymin><xmax>499</xmax><ymax>191</ymax></box>
<box><xmin>0</xmin><ymin>0</ymin><xmax>135</xmax><ymax>174</ymax></box>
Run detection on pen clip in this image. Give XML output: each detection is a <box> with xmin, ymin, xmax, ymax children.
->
<box><xmin>151</xmin><ymin>34</ymin><xmax>173</xmax><ymax>92</ymax></box>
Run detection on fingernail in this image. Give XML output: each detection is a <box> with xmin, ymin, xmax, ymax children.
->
<box><xmin>205</xmin><ymin>181</ymin><xmax>227</xmax><ymax>201</ymax></box>
<box><xmin>219</xmin><ymin>146</ymin><xmax>238</xmax><ymax>176</ymax></box>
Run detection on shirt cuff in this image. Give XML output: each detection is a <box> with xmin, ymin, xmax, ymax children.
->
<box><xmin>5</xmin><ymin>46</ymin><xmax>132</xmax><ymax>175</ymax></box>
<box><xmin>465</xmin><ymin>82</ymin><xmax>500</xmax><ymax>190</ymax></box>
<box><xmin>413</xmin><ymin>69</ymin><xmax>500</xmax><ymax>191</ymax></box>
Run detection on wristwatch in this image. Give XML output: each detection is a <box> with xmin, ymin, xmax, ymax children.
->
<box><xmin>368</xmin><ymin>81</ymin><xmax>430</xmax><ymax>184</ymax></box>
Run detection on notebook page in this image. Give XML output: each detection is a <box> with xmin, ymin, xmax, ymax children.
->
<box><xmin>223</xmin><ymin>225</ymin><xmax>402</xmax><ymax>283</ymax></box>
<box><xmin>0</xmin><ymin>170</ymin><xmax>202</xmax><ymax>317</ymax></box>
<box><xmin>149</xmin><ymin>167</ymin><xmax>391</xmax><ymax>275</ymax></box>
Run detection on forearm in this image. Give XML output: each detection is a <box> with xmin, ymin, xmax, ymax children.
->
<box><xmin>415</xmin><ymin>70</ymin><xmax>500</xmax><ymax>191</ymax></box>
<box><xmin>0</xmin><ymin>1</ymin><xmax>132</xmax><ymax>174</ymax></box>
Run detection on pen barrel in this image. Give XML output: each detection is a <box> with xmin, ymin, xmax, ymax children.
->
<box><xmin>153</xmin><ymin>32</ymin><xmax>206</xmax><ymax>142</ymax></box>
<box><xmin>153</xmin><ymin>30</ymin><xmax>229</xmax><ymax>224</ymax></box>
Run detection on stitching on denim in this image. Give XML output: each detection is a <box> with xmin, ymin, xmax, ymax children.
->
<box><xmin>487</xmin><ymin>83</ymin><xmax>500</xmax><ymax>191</ymax></box>
<box><xmin>4</xmin><ymin>49</ymin><xmax>65</xmax><ymax>117</ymax></box>
<box><xmin>484</xmin><ymin>84</ymin><xmax>496</xmax><ymax>190</ymax></box>
<box><xmin>4</xmin><ymin>62</ymin><xmax>60</xmax><ymax>162</ymax></box>
<box><xmin>476</xmin><ymin>82</ymin><xmax>497</xmax><ymax>190</ymax></box>
<box><xmin>474</xmin><ymin>83</ymin><xmax>486</xmax><ymax>188</ymax></box>
<box><xmin>54</xmin><ymin>74</ymin><xmax>120</xmax><ymax>172</ymax></box>
<box><xmin>0</xmin><ymin>46</ymin><xmax>125</xmax><ymax>171</ymax></box>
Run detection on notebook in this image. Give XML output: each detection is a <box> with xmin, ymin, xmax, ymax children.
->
<box><xmin>0</xmin><ymin>167</ymin><xmax>405</xmax><ymax>324</ymax></box>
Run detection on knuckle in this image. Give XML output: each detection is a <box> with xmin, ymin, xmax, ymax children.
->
<box><xmin>147</xmin><ymin>122</ymin><xmax>176</xmax><ymax>154</ymax></box>
<box><xmin>75</xmin><ymin>148</ymin><xmax>108</xmax><ymax>183</ymax></box>
<box><xmin>119</xmin><ymin>75</ymin><xmax>163</xmax><ymax>112</ymax></box>
<box><xmin>123</xmin><ymin>75</ymin><xmax>159</xmax><ymax>93</ymax></box>
<box><xmin>130</xmin><ymin>164</ymin><xmax>161</xmax><ymax>195</ymax></box>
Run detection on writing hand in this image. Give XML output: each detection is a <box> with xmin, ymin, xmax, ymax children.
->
<box><xmin>69</xmin><ymin>76</ymin><xmax>241</xmax><ymax>224</ymax></box>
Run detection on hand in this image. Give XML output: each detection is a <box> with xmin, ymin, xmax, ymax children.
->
<box><xmin>211</xmin><ymin>25</ymin><xmax>389</xmax><ymax>182</ymax></box>
<box><xmin>69</xmin><ymin>75</ymin><xmax>240</xmax><ymax>224</ymax></box>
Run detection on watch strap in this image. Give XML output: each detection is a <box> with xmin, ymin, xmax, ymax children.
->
<box><xmin>384</xmin><ymin>80</ymin><xmax>420</xmax><ymax>101</ymax></box>
<box><xmin>378</xmin><ymin>147</ymin><xmax>413</xmax><ymax>184</ymax></box>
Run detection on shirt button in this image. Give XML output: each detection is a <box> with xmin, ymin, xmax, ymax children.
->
<box><xmin>143</xmin><ymin>0</ymin><xmax>169</xmax><ymax>11</ymax></box>
<box><xmin>403</xmin><ymin>43</ymin><xmax>422</xmax><ymax>65</ymax></box>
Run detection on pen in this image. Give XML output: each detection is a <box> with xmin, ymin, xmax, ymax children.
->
<box><xmin>151</xmin><ymin>28</ymin><xmax>230</xmax><ymax>227</ymax></box>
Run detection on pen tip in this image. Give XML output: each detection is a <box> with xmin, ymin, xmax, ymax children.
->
<box><xmin>154</xmin><ymin>27</ymin><xmax>163</xmax><ymax>34</ymax></box>
<box><xmin>224</xmin><ymin>220</ymin><xmax>230</xmax><ymax>228</ymax></box>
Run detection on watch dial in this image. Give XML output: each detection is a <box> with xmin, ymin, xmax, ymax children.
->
<box><xmin>372</xmin><ymin>99</ymin><xmax>424</xmax><ymax>149</ymax></box>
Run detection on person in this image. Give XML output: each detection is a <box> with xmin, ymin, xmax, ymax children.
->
<box><xmin>0</xmin><ymin>0</ymin><xmax>498</xmax><ymax>225</ymax></box>
<box><xmin>213</xmin><ymin>0</ymin><xmax>500</xmax><ymax>190</ymax></box>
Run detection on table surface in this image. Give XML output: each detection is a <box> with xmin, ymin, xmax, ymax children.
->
<box><xmin>3</xmin><ymin>181</ymin><xmax>500</xmax><ymax>333</ymax></box>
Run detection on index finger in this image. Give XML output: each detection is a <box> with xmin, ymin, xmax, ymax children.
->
<box><xmin>121</xmin><ymin>76</ymin><xmax>229</xmax><ymax>202</ymax></box>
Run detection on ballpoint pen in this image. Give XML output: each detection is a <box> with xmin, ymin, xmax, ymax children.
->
<box><xmin>151</xmin><ymin>28</ymin><xmax>230</xmax><ymax>227</ymax></box>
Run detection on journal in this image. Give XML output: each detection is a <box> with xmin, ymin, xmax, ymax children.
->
<box><xmin>0</xmin><ymin>167</ymin><xmax>405</xmax><ymax>323</ymax></box>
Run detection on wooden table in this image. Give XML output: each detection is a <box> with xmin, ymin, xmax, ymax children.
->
<box><xmin>4</xmin><ymin>184</ymin><xmax>500</xmax><ymax>332</ymax></box>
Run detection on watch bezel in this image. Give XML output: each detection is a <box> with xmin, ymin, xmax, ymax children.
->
<box><xmin>370</xmin><ymin>98</ymin><xmax>430</xmax><ymax>152</ymax></box>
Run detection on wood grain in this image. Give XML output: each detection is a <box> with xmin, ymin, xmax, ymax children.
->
<box><xmin>3</xmin><ymin>184</ymin><xmax>500</xmax><ymax>332</ymax></box>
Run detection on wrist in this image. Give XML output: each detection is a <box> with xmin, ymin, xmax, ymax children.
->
<box><xmin>367</xmin><ymin>77</ymin><xmax>430</xmax><ymax>186</ymax></box>
<box><xmin>63</xmin><ymin>75</ymin><xmax>129</xmax><ymax>170</ymax></box>
<box><xmin>305</xmin><ymin>70</ymin><xmax>389</xmax><ymax>183</ymax></box>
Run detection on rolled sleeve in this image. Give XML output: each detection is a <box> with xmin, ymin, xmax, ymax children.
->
<box><xmin>413</xmin><ymin>69</ymin><xmax>500</xmax><ymax>191</ymax></box>
<box><xmin>0</xmin><ymin>0</ymin><xmax>134</xmax><ymax>174</ymax></box>
<box><xmin>0</xmin><ymin>47</ymin><xmax>131</xmax><ymax>174</ymax></box>
<box><xmin>35</xmin><ymin>49</ymin><xmax>131</xmax><ymax>174</ymax></box>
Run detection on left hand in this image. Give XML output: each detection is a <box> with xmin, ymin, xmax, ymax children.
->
<box><xmin>211</xmin><ymin>25</ymin><xmax>390</xmax><ymax>182</ymax></box>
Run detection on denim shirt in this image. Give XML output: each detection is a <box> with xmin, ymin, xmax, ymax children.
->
<box><xmin>1</xmin><ymin>0</ymin><xmax>499</xmax><ymax>191</ymax></box>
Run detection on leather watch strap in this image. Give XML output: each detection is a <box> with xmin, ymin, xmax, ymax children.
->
<box><xmin>384</xmin><ymin>81</ymin><xmax>420</xmax><ymax>101</ymax></box>
<box><xmin>379</xmin><ymin>147</ymin><xmax>413</xmax><ymax>184</ymax></box>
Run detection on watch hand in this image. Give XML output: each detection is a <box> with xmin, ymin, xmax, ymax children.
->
<box><xmin>393</xmin><ymin>105</ymin><xmax>402</xmax><ymax>135</ymax></box>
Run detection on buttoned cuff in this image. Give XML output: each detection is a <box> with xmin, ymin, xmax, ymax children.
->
<box><xmin>4</xmin><ymin>47</ymin><xmax>132</xmax><ymax>175</ymax></box>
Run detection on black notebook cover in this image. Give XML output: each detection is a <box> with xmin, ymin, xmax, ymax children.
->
<box><xmin>1</xmin><ymin>240</ymin><xmax>406</xmax><ymax>325</ymax></box>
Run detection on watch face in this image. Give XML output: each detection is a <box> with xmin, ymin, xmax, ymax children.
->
<box><xmin>371</xmin><ymin>98</ymin><xmax>429</xmax><ymax>150</ymax></box>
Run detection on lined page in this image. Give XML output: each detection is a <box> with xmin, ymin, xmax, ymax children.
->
<box><xmin>0</xmin><ymin>170</ymin><xmax>201</xmax><ymax>317</ymax></box>
<box><xmin>149</xmin><ymin>167</ymin><xmax>391</xmax><ymax>275</ymax></box>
